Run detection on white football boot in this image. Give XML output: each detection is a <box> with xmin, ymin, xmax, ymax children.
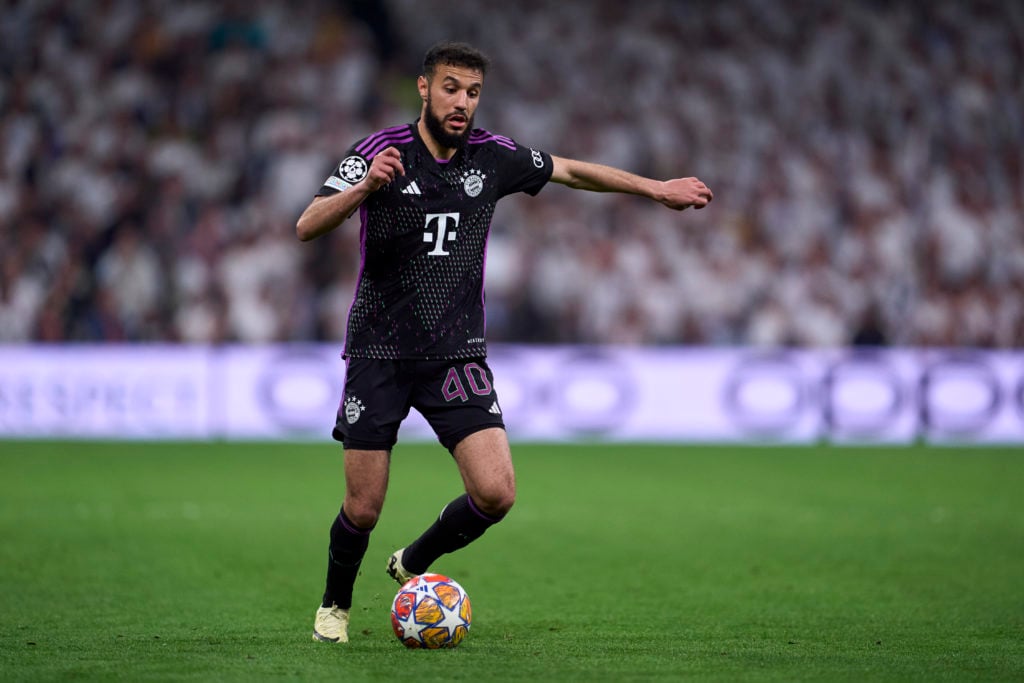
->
<box><xmin>386</xmin><ymin>548</ymin><xmax>418</xmax><ymax>585</ymax></box>
<box><xmin>312</xmin><ymin>603</ymin><xmax>350</xmax><ymax>643</ymax></box>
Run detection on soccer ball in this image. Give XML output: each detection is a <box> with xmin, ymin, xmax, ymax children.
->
<box><xmin>390</xmin><ymin>573</ymin><xmax>472</xmax><ymax>649</ymax></box>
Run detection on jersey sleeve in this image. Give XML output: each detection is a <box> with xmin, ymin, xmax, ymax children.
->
<box><xmin>314</xmin><ymin>144</ymin><xmax>371</xmax><ymax>197</ymax></box>
<box><xmin>494</xmin><ymin>142</ymin><xmax>554</xmax><ymax>198</ymax></box>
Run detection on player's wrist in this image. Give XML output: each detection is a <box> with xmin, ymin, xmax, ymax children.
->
<box><xmin>649</xmin><ymin>179</ymin><xmax>670</xmax><ymax>204</ymax></box>
<box><xmin>358</xmin><ymin>176</ymin><xmax>386</xmax><ymax>193</ymax></box>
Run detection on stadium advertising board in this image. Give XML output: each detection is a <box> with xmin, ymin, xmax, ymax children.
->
<box><xmin>0</xmin><ymin>345</ymin><xmax>1022</xmax><ymax>444</ymax></box>
<box><xmin>0</xmin><ymin>345</ymin><xmax>210</xmax><ymax>438</ymax></box>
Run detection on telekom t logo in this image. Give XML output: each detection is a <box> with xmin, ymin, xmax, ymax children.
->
<box><xmin>424</xmin><ymin>212</ymin><xmax>459</xmax><ymax>256</ymax></box>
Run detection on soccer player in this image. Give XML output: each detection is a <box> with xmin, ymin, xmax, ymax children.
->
<box><xmin>297</xmin><ymin>41</ymin><xmax>712</xmax><ymax>643</ymax></box>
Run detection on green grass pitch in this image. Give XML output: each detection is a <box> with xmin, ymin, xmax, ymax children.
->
<box><xmin>1</xmin><ymin>440</ymin><xmax>1022</xmax><ymax>681</ymax></box>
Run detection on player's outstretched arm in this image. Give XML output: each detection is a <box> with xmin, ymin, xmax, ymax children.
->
<box><xmin>549</xmin><ymin>155</ymin><xmax>712</xmax><ymax>211</ymax></box>
<box><xmin>296</xmin><ymin>147</ymin><xmax>405</xmax><ymax>241</ymax></box>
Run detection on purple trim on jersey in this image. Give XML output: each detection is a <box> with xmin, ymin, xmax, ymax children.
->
<box><xmin>468</xmin><ymin>130</ymin><xmax>516</xmax><ymax>151</ymax></box>
<box><xmin>355</xmin><ymin>125</ymin><xmax>411</xmax><ymax>155</ymax></box>
<box><xmin>343</xmin><ymin>205</ymin><xmax>370</xmax><ymax>355</ymax></box>
<box><xmin>468</xmin><ymin>129</ymin><xmax>513</xmax><ymax>143</ymax></box>
<box><xmin>435</xmin><ymin>158</ymin><xmax>450</xmax><ymax>164</ymax></box>
<box><xmin>364</xmin><ymin>134</ymin><xmax>414</xmax><ymax>160</ymax></box>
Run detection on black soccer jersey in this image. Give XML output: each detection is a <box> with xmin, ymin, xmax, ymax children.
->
<box><xmin>316</xmin><ymin>122</ymin><xmax>553</xmax><ymax>360</ymax></box>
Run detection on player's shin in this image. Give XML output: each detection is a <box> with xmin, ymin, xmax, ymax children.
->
<box><xmin>401</xmin><ymin>493</ymin><xmax>505</xmax><ymax>573</ymax></box>
<box><xmin>322</xmin><ymin>507</ymin><xmax>373</xmax><ymax>609</ymax></box>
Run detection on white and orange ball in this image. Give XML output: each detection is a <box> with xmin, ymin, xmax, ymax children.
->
<box><xmin>390</xmin><ymin>573</ymin><xmax>472</xmax><ymax>649</ymax></box>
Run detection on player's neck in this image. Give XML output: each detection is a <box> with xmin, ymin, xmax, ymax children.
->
<box><xmin>417</xmin><ymin>118</ymin><xmax>458</xmax><ymax>162</ymax></box>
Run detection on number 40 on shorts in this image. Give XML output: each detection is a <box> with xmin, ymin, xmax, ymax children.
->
<box><xmin>442</xmin><ymin>363</ymin><xmax>493</xmax><ymax>402</ymax></box>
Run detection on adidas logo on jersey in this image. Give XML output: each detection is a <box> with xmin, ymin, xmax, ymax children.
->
<box><xmin>401</xmin><ymin>181</ymin><xmax>421</xmax><ymax>195</ymax></box>
<box><xmin>489</xmin><ymin>401</ymin><xmax>501</xmax><ymax>415</ymax></box>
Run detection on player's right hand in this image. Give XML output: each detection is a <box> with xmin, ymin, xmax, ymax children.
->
<box><xmin>363</xmin><ymin>147</ymin><xmax>405</xmax><ymax>191</ymax></box>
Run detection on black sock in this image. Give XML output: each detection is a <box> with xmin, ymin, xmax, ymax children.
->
<box><xmin>322</xmin><ymin>508</ymin><xmax>373</xmax><ymax>609</ymax></box>
<box><xmin>402</xmin><ymin>494</ymin><xmax>505</xmax><ymax>574</ymax></box>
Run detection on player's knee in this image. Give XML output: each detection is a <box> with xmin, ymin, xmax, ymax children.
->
<box><xmin>473</xmin><ymin>485</ymin><xmax>515</xmax><ymax>518</ymax></box>
<box><xmin>342</xmin><ymin>500</ymin><xmax>383</xmax><ymax>529</ymax></box>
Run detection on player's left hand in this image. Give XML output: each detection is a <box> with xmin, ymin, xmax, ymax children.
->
<box><xmin>659</xmin><ymin>177</ymin><xmax>713</xmax><ymax>211</ymax></box>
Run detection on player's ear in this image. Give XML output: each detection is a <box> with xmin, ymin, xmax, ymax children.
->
<box><xmin>417</xmin><ymin>75</ymin><xmax>428</xmax><ymax>101</ymax></box>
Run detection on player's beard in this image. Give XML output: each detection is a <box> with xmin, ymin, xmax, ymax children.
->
<box><xmin>423</xmin><ymin>93</ymin><xmax>473</xmax><ymax>151</ymax></box>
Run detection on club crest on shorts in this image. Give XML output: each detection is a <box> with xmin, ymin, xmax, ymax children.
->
<box><xmin>461</xmin><ymin>169</ymin><xmax>486</xmax><ymax>197</ymax></box>
<box><xmin>344</xmin><ymin>396</ymin><xmax>365</xmax><ymax>424</ymax></box>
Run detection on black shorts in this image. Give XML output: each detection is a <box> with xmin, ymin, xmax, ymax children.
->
<box><xmin>332</xmin><ymin>357</ymin><xmax>505</xmax><ymax>452</ymax></box>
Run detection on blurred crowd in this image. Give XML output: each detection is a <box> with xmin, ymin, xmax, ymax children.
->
<box><xmin>1</xmin><ymin>0</ymin><xmax>1022</xmax><ymax>347</ymax></box>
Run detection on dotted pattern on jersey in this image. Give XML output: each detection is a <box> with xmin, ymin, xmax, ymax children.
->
<box><xmin>348</xmin><ymin>196</ymin><xmax>494</xmax><ymax>360</ymax></box>
<box><xmin>409</xmin><ymin>164</ymin><xmax>490</xmax><ymax>332</ymax></box>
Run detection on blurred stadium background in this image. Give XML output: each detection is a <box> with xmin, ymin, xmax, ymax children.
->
<box><xmin>1</xmin><ymin>0</ymin><xmax>1023</xmax><ymax>443</ymax></box>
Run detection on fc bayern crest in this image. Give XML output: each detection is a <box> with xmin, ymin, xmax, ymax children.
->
<box><xmin>344</xmin><ymin>396</ymin><xmax>365</xmax><ymax>424</ymax></box>
<box><xmin>339</xmin><ymin>156</ymin><xmax>369</xmax><ymax>183</ymax></box>
<box><xmin>462</xmin><ymin>170</ymin><xmax>486</xmax><ymax>197</ymax></box>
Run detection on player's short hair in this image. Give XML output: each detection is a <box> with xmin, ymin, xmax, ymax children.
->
<box><xmin>423</xmin><ymin>41</ymin><xmax>490</xmax><ymax>79</ymax></box>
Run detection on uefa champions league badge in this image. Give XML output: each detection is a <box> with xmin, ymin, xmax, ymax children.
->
<box><xmin>344</xmin><ymin>396</ymin><xmax>365</xmax><ymax>424</ymax></box>
<box><xmin>339</xmin><ymin>156</ymin><xmax>369</xmax><ymax>184</ymax></box>
<box><xmin>461</xmin><ymin>169</ymin><xmax>486</xmax><ymax>197</ymax></box>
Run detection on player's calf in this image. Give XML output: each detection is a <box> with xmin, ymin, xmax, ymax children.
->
<box><xmin>397</xmin><ymin>493</ymin><xmax>507</xmax><ymax>575</ymax></box>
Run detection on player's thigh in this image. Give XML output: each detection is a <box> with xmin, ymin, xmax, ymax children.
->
<box><xmin>451</xmin><ymin>427</ymin><xmax>515</xmax><ymax>516</ymax></box>
<box><xmin>412</xmin><ymin>359</ymin><xmax>513</xmax><ymax>515</ymax></box>
<box><xmin>343</xmin><ymin>448</ymin><xmax>391</xmax><ymax>527</ymax></box>
<box><xmin>412</xmin><ymin>358</ymin><xmax>505</xmax><ymax>453</ymax></box>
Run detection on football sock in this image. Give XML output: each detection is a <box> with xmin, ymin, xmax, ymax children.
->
<box><xmin>322</xmin><ymin>507</ymin><xmax>373</xmax><ymax>610</ymax></box>
<box><xmin>402</xmin><ymin>493</ymin><xmax>505</xmax><ymax>574</ymax></box>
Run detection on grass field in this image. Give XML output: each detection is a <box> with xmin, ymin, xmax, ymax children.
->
<box><xmin>1</xmin><ymin>441</ymin><xmax>1022</xmax><ymax>682</ymax></box>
